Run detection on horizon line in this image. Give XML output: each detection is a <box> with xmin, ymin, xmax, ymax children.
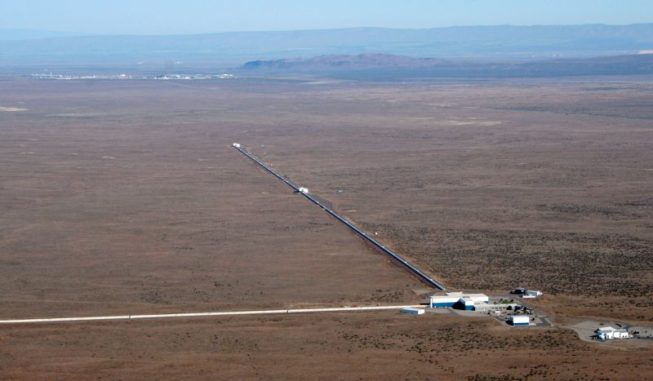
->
<box><xmin>2</xmin><ymin>22</ymin><xmax>652</xmax><ymax>38</ymax></box>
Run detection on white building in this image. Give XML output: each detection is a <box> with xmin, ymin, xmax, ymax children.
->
<box><xmin>595</xmin><ymin>327</ymin><xmax>630</xmax><ymax>341</ymax></box>
<box><xmin>510</xmin><ymin>315</ymin><xmax>530</xmax><ymax>326</ymax></box>
<box><xmin>430</xmin><ymin>293</ymin><xmax>464</xmax><ymax>308</ymax></box>
<box><xmin>429</xmin><ymin>292</ymin><xmax>489</xmax><ymax>310</ymax></box>
<box><xmin>400</xmin><ymin>307</ymin><xmax>425</xmax><ymax>316</ymax></box>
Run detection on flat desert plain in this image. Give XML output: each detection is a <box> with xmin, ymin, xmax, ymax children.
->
<box><xmin>0</xmin><ymin>78</ymin><xmax>651</xmax><ymax>380</ymax></box>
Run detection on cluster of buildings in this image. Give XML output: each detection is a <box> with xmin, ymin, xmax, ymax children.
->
<box><xmin>31</xmin><ymin>73</ymin><xmax>133</xmax><ymax>80</ymax></box>
<box><xmin>153</xmin><ymin>73</ymin><xmax>235</xmax><ymax>80</ymax></box>
<box><xmin>402</xmin><ymin>289</ymin><xmax>641</xmax><ymax>340</ymax></box>
<box><xmin>417</xmin><ymin>290</ymin><xmax>637</xmax><ymax>336</ymax></box>
<box><xmin>426</xmin><ymin>291</ymin><xmax>535</xmax><ymax>326</ymax></box>
<box><xmin>429</xmin><ymin>289</ymin><xmax>543</xmax><ymax>312</ymax></box>
<box><xmin>31</xmin><ymin>73</ymin><xmax>236</xmax><ymax>81</ymax></box>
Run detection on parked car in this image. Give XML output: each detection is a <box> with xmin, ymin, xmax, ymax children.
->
<box><xmin>510</xmin><ymin>288</ymin><xmax>527</xmax><ymax>295</ymax></box>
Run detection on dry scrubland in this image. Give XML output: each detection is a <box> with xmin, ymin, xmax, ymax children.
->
<box><xmin>3</xmin><ymin>313</ymin><xmax>651</xmax><ymax>381</ymax></box>
<box><xmin>0</xmin><ymin>80</ymin><xmax>428</xmax><ymax>319</ymax></box>
<box><xmin>0</xmin><ymin>78</ymin><xmax>652</xmax><ymax>379</ymax></box>
<box><xmin>241</xmin><ymin>79</ymin><xmax>653</xmax><ymax>322</ymax></box>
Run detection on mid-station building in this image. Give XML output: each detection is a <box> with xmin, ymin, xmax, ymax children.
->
<box><xmin>429</xmin><ymin>292</ymin><xmax>490</xmax><ymax>311</ymax></box>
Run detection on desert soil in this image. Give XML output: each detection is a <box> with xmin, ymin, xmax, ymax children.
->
<box><xmin>0</xmin><ymin>77</ymin><xmax>651</xmax><ymax>379</ymax></box>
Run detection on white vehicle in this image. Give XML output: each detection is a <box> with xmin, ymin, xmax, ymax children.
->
<box><xmin>512</xmin><ymin>288</ymin><xmax>543</xmax><ymax>298</ymax></box>
<box><xmin>522</xmin><ymin>290</ymin><xmax>543</xmax><ymax>298</ymax></box>
<box><xmin>298</xmin><ymin>187</ymin><xmax>309</xmax><ymax>194</ymax></box>
<box><xmin>232</xmin><ymin>142</ymin><xmax>241</xmax><ymax>148</ymax></box>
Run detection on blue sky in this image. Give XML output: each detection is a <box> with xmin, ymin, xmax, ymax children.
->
<box><xmin>0</xmin><ymin>0</ymin><xmax>651</xmax><ymax>35</ymax></box>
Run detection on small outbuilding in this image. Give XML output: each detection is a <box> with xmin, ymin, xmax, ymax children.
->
<box><xmin>510</xmin><ymin>315</ymin><xmax>530</xmax><ymax>326</ymax></box>
<box><xmin>400</xmin><ymin>307</ymin><xmax>425</xmax><ymax>316</ymax></box>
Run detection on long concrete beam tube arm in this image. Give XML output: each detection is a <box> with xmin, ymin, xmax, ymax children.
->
<box><xmin>231</xmin><ymin>143</ymin><xmax>446</xmax><ymax>291</ymax></box>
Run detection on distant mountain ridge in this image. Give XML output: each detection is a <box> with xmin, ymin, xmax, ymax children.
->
<box><xmin>241</xmin><ymin>53</ymin><xmax>653</xmax><ymax>79</ymax></box>
<box><xmin>242</xmin><ymin>54</ymin><xmax>452</xmax><ymax>70</ymax></box>
<box><xmin>1</xmin><ymin>24</ymin><xmax>653</xmax><ymax>69</ymax></box>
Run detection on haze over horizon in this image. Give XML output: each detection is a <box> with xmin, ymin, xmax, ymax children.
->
<box><xmin>1</xmin><ymin>0</ymin><xmax>652</xmax><ymax>35</ymax></box>
<box><xmin>2</xmin><ymin>1</ymin><xmax>652</xmax><ymax>72</ymax></box>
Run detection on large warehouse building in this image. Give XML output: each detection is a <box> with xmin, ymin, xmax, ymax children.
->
<box><xmin>429</xmin><ymin>292</ymin><xmax>490</xmax><ymax>311</ymax></box>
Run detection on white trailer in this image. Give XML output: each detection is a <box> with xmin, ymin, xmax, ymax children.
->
<box><xmin>595</xmin><ymin>327</ymin><xmax>630</xmax><ymax>340</ymax></box>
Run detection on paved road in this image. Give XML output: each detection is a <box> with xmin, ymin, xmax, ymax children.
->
<box><xmin>0</xmin><ymin>305</ymin><xmax>422</xmax><ymax>326</ymax></box>
<box><xmin>232</xmin><ymin>143</ymin><xmax>446</xmax><ymax>290</ymax></box>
